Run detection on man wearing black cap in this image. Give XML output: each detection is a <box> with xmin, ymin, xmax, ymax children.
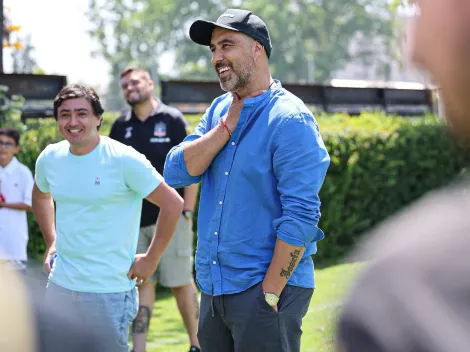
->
<box><xmin>110</xmin><ymin>66</ymin><xmax>200</xmax><ymax>352</ymax></box>
<box><xmin>164</xmin><ymin>8</ymin><xmax>330</xmax><ymax>352</ymax></box>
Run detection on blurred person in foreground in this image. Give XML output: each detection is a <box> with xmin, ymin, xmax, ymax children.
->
<box><xmin>32</xmin><ymin>84</ymin><xmax>183</xmax><ymax>352</ymax></box>
<box><xmin>0</xmin><ymin>261</ymin><xmax>107</xmax><ymax>351</ymax></box>
<box><xmin>110</xmin><ymin>66</ymin><xmax>200</xmax><ymax>352</ymax></box>
<box><xmin>164</xmin><ymin>8</ymin><xmax>330</xmax><ymax>352</ymax></box>
<box><xmin>337</xmin><ymin>1</ymin><xmax>470</xmax><ymax>351</ymax></box>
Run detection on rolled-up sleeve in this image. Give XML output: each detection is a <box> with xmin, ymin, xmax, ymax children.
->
<box><xmin>164</xmin><ymin>112</ymin><xmax>209</xmax><ymax>188</ymax></box>
<box><xmin>272</xmin><ymin>113</ymin><xmax>330</xmax><ymax>247</ymax></box>
<box><xmin>34</xmin><ymin>148</ymin><xmax>50</xmax><ymax>193</ymax></box>
<box><xmin>121</xmin><ymin>146</ymin><xmax>163</xmax><ymax>198</ymax></box>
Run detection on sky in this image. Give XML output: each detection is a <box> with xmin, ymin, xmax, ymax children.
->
<box><xmin>4</xmin><ymin>0</ymin><xmax>159</xmax><ymax>94</ymax></box>
<box><xmin>4</xmin><ymin>0</ymin><xmax>417</xmax><ymax>94</ymax></box>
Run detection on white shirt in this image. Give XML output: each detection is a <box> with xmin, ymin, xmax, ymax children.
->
<box><xmin>0</xmin><ymin>157</ymin><xmax>34</xmax><ymax>260</ymax></box>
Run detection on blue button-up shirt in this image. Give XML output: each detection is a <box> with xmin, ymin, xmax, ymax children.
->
<box><xmin>164</xmin><ymin>81</ymin><xmax>330</xmax><ymax>296</ymax></box>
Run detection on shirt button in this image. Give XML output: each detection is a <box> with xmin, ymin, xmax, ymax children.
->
<box><xmin>213</xmin><ymin>261</ymin><xmax>217</xmax><ymax>264</ymax></box>
<box><xmin>219</xmin><ymin>201</ymin><xmax>223</xmax><ymax>205</ymax></box>
<box><xmin>231</xmin><ymin>142</ymin><xmax>235</xmax><ymax>146</ymax></box>
<box><xmin>214</xmin><ymin>232</ymin><xmax>218</xmax><ymax>236</ymax></box>
<box><xmin>225</xmin><ymin>172</ymin><xmax>229</xmax><ymax>176</ymax></box>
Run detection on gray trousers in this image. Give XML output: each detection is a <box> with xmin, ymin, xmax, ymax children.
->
<box><xmin>198</xmin><ymin>281</ymin><xmax>313</xmax><ymax>352</ymax></box>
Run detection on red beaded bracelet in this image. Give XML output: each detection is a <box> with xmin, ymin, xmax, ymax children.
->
<box><xmin>220</xmin><ymin>119</ymin><xmax>232</xmax><ymax>138</ymax></box>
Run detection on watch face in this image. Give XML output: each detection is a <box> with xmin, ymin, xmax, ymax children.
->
<box><xmin>183</xmin><ymin>211</ymin><xmax>193</xmax><ymax>219</ymax></box>
<box><xmin>264</xmin><ymin>293</ymin><xmax>279</xmax><ymax>306</ymax></box>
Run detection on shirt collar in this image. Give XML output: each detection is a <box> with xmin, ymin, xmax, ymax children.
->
<box><xmin>0</xmin><ymin>156</ymin><xmax>19</xmax><ymax>175</ymax></box>
<box><xmin>242</xmin><ymin>80</ymin><xmax>282</xmax><ymax>106</ymax></box>
<box><xmin>125</xmin><ymin>98</ymin><xmax>164</xmax><ymax>122</ymax></box>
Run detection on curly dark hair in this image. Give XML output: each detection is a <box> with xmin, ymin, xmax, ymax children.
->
<box><xmin>53</xmin><ymin>84</ymin><xmax>104</xmax><ymax>121</ymax></box>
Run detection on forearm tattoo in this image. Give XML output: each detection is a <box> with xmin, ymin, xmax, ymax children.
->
<box><xmin>280</xmin><ymin>249</ymin><xmax>301</xmax><ymax>279</ymax></box>
<box><xmin>132</xmin><ymin>306</ymin><xmax>151</xmax><ymax>334</ymax></box>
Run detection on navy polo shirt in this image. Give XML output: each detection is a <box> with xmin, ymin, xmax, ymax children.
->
<box><xmin>109</xmin><ymin>99</ymin><xmax>189</xmax><ymax>227</ymax></box>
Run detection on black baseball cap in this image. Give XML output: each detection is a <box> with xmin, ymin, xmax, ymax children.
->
<box><xmin>189</xmin><ymin>9</ymin><xmax>272</xmax><ymax>58</ymax></box>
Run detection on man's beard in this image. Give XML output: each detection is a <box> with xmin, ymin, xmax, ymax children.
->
<box><xmin>126</xmin><ymin>92</ymin><xmax>150</xmax><ymax>106</ymax></box>
<box><xmin>218</xmin><ymin>56</ymin><xmax>255</xmax><ymax>92</ymax></box>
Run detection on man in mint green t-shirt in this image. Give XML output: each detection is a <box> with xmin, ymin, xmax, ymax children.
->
<box><xmin>32</xmin><ymin>84</ymin><xmax>184</xmax><ymax>352</ymax></box>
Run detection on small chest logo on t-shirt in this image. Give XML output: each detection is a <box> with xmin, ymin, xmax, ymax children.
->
<box><xmin>95</xmin><ymin>177</ymin><xmax>100</xmax><ymax>185</ymax></box>
<box><xmin>153</xmin><ymin>122</ymin><xmax>167</xmax><ymax>137</ymax></box>
<box><xmin>124</xmin><ymin>127</ymin><xmax>133</xmax><ymax>139</ymax></box>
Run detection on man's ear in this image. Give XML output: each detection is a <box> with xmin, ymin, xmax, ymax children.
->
<box><xmin>253</xmin><ymin>41</ymin><xmax>265</xmax><ymax>59</ymax></box>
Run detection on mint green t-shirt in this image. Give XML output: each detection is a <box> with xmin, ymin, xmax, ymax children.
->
<box><xmin>35</xmin><ymin>136</ymin><xmax>163</xmax><ymax>293</ymax></box>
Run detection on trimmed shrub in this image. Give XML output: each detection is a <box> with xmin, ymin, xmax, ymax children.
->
<box><xmin>315</xmin><ymin>113</ymin><xmax>468</xmax><ymax>264</ymax></box>
<box><xmin>4</xmin><ymin>113</ymin><xmax>468</xmax><ymax>264</ymax></box>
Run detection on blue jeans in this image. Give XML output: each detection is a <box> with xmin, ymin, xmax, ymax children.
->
<box><xmin>45</xmin><ymin>281</ymin><xmax>138</xmax><ymax>352</ymax></box>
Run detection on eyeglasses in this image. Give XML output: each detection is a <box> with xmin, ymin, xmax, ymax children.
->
<box><xmin>0</xmin><ymin>141</ymin><xmax>15</xmax><ymax>147</ymax></box>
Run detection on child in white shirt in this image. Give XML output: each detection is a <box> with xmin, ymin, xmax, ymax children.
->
<box><xmin>0</xmin><ymin>128</ymin><xmax>34</xmax><ymax>270</ymax></box>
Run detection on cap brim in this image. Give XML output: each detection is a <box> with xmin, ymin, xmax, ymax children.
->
<box><xmin>189</xmin><ymin>20</ymin><xmax>240</xmax><ymax>46</ymax></box>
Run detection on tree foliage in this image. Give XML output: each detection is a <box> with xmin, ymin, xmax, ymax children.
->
<box><xmin>3</xmin><ymin>7</ymin><xmax>41</xmax><ymax>74</ymax></box>
<box><xmin>11</xmin><ymin>34</ymin><xmax>40</xmax><ymax>74</ymax></box>
<box><xmin>88</xmin><ymin>0</ymin><xmax>401</xmax><ymax>108</ymax></box>
<box><xmin>88</xmin><ymin>0</ymin><xmax>190</xmax><ymax>109</ymax></box>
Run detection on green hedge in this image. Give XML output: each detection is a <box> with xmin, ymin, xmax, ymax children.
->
<box><xmin>315</xmin><ymin>113</ymin><xmax>468</xmax><ymax>264</ymax></box>
<box><xmin>4</xmin><ymin>113</ymin><xmax>468</xmax><ymax>264</ymax></box>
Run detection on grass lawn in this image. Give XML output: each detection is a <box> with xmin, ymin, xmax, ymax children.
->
<box><xmin>143</xmin><ymin>262</ymin><xmax>363</xmax><ymax>352</ymax></box>
<box><xmin>185</xmin><ymin>114</ymin><xmax>203</xmax><ymax>130</ymax></box>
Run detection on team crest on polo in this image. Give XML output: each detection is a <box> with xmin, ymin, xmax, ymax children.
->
<box><xmin>124</xmin><ymin>126</ymin><xmax>133</xmax><ymax>139</ymax></box>
<box><xmin>154</xmin><ymin>122</ymin><xmax>167</xmax><ymax>137</ymax></box>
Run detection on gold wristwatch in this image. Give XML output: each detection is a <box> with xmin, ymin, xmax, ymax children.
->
<box><xmin>182</xmin><ymin>210</ymin><xmax>193</xmax><ymax>219</ymax></box>
<box><xmin>264</xmin><ymin>292</ymin><xmax>279</xmax><ymax>306</ymax></box>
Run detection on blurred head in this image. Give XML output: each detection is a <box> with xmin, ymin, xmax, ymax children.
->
<box><xmin>120</xmin><ymin>66</ymin><xmax>154</xmax><ymax>106</ymax></box>
<box><xmin>53</xmin><ymin>85</ymin><xmax>104</xmax><ymax>154</ymax></box>
<box><xmin>0</xmin><ymin>128</ymin><xmax>20</xmax><ymax>167</ymax></box>
<box><xmin>0</xmin><ymin>264</ymin><xmax>35</xmax><ymax>351</ymax></box>
<box><xmin>410</xmin><ymin>0</ymin><xmax>470</xmax><ymax>136</ymax></box>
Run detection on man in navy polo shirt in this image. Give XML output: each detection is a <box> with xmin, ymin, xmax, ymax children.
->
<box><xmin>110</xmin><ymin>66</ymin><xmax>200</xmax><ymax>352</ymax></box>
